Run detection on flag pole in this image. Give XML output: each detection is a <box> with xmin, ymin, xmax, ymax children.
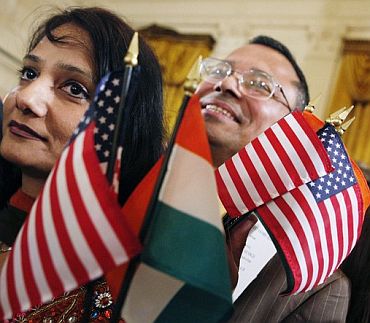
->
<box><xmin>111</xmin><ymin>56</ymin><xmax>202</xmax><ymax>321</ymax></box>
<box><xmin>81</xmin><ymin>33</ymin><xmax>139</xmax><ymax>323</ymax></box>
<box><xmin>106</xmin><ymin>32</ymin><xmax>139</xmax><ymax>184</ymax></box>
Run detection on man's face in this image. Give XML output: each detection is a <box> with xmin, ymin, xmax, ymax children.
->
<box><xmin>196</xmin><ymin>44</ymin><xmax>300</xmax><ymax>167</ymax></box>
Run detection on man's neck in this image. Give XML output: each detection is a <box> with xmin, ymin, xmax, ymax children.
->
<box><xmin>211</xmin><ymin>146</ymin><xmax>233</xmax><ymax>169</ymax></box>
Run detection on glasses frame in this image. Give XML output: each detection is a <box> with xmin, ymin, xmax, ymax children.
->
<box><xmin>200</xmin><ymin>57</ymin><xmax>292</xmax><ymax>112</ymax></box>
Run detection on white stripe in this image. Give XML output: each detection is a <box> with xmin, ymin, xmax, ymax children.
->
<box><xmin>160</xmin><ymin>145</ymin><xmax>224</xmax><ymax>231</ymax></box>
<box><xmin>233</xmin><ymin>151</ymin><xmax>263</xmax><ymax>207</ymax></box>
<box><xmin>42</xmin><ymin>171</ymin><xmax>77</xmax><ymax>291</ymax></box>
<box><xmin>122</xmin><ymin>263</ymin><xmax>184</xmax><ymax>323</ymax></box>
<box><xmin>0</xmin><ymin>256</ymin><xmax>11</xmax><ymax>319</ymax></box>
<box><xmin>323</xmin><ymin>199</ymin><xmax>339</xmax><ymax>277</ymax></box>
<box><xmin>259</xmin><ymin>132</ymin><xmax>292</xmax><ymax>191</ymax></box>
<box><xmin>13</xmin><ymin>226</ymin><xmax>30</xmax><ymax>312</ymax></box>
<box><xmin>73</xmin><ymin>132</ymin><xmax>128</xmax><ymax>265</ymax></box>
<box><xmin>218</xmin><ymin>163</ymin><xmax>246</xmax><ymax>215</ymax></box>
<box><xmin>348</xmin><ymin>187</ymin><xmax>359</xmax><ymax>252</ymax></box>
<box><xmin>298</xmin><ymin>186</ymin><xmax>330</xmax><ymax>288</ymax></box>
<box><xmin>337</xmin><ymin>193</ymin><xmax>349</xmax><ymax>264</ymax></box>
<box><xmin>265</xmin><ymin>199</ymin><xmax>308</xmax><ymax>293</ymax></box>
<box><xmin>272</xmin><ymin>123</ymin><xmax>311</xmax><ymax>183</ymax></box>
<box><xmin>282</xmin><ymin>189</ymin><xmax>319</xmax><ymax>292</ymax></box>
<box><xmin>285</xmin><ymin>114</ymin><xmax>327</xmax><ymax>177</ymax></box>
<box><xmin>245</xmin><ymin>143</ymin><xmax>279</xmax><ymax>198</ymax></box>
<box><xmin>56</xmin><ymin>141</ymin><xmax>102</xmax><ymax>279</ymax></box>
<box><xmin>27</xmin><ymin>194</ymin><xmax>52</xmax><ymax>301</ymax></box>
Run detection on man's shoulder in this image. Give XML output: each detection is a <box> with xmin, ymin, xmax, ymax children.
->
<box><xmin>229</xmin><ymin>255</ymin><xmax>350</xmax><ymax>322</ymax></box>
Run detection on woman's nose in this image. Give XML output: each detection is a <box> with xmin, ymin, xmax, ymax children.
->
<box><xmin>15</xmin><ymin>80</ymin><xmax>50</xmax><ymax>117</ymax></box>
<box><xmin>213</xmin><ymin>74</ymin><xmax>243</xmax><ymax>99</ymax></box>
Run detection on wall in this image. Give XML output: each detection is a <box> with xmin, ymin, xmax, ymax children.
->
<box><xmin>1</xmin><ymin>0</ymin><xmax>370</xmax><ymax>118</ymax></box>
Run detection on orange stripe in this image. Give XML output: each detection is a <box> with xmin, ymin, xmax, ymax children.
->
<box><xmin>302</xmin><ymin>111</ymin><xmax>324</xmax><ymax>132</ymax></box>
<box><xmin>176</xmin><ymin>95</ymin><xmax>213</xmax><ymax>163</ymax></box>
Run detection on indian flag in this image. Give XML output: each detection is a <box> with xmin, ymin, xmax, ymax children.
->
<box><xmin>119</xmin><ymin>96</ymin><xmax>233</xmax><ymax>322</ymax></box>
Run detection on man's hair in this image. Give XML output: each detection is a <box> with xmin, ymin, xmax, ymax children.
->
<box><xmin>249</xmin><ymin>35</ymin><xmax>310</xmax><ymax>109</ymax></box>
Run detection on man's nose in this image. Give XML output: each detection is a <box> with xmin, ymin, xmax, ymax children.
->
<box><xmin>213</xmin><ymin>74</ymin><xmax>243</xmax><ymax>99</ymax></box>
<box><xmin>15</xmin><ymin>80</ymin><xmax>51</xmax><ymax>117</ymax></box>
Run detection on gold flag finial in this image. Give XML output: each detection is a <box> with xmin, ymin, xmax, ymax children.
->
<box><xmin>304</xmin><ymin>94</ymin><xmax>322</xmax><ymax>113</ymax></box>
<box><xmin>124</xmin><ymin>32</ymin><xmax>139</xmax><ymax>66</ymax></box>
<box><xmin>326</xmin><ymin>105</ymin><xmax>354</xmax><ymax>127</ymax></box>
<box><xmin>336</xmin><ymin>116</ymin><xmax>355</xmax><ymax>136</ymax></box>
<box><xmin>184</xmin><ymin>56</ymin><xmax>202</xmax><ymax>96</ymax></box>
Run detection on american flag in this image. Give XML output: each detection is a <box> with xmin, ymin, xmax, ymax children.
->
<box><xmin>216</xmin><ymin>111</ymin><xmax>333</xmax><ymax>217</ymax></box>
<box><xmin>257</xmin><ymin>123</ymin><xmax>364</xmax><ymax>293</ymax></box>
<box><xmin>0</xmin><ymin>72</ymin><xmax>141</xmax><ymax>320</ymax></box>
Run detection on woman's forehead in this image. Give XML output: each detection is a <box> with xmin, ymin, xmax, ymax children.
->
<box><xmin>29</xmin><ymin>24</ymin><xmax>94</xmax><ymax>79</ymax></box>
<box><xmin>51</xmin><ymin>23</ymin><xmax>92</xmax><ymax>48</ymax></box>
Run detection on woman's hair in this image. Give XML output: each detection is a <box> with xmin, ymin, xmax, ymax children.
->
<box><xmin>1</xmin><ymin>7</ymin><xmax>165</xmax><ymax>205</ymax></box>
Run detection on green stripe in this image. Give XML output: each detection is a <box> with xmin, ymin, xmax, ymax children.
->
<box><xmin>156</xmin><ymin>284</ymin><xmax>233</xmax><ymax>323</ymax></box>
<box><xmin>142</xmin><ymin>201</ymin><xmax>232</xmax><ymax>304</ymax></box>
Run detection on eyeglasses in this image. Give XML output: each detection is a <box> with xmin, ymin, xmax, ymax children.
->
<box><xmin>200</xmin><ymin>57</ymin><xmax>292</xmax><ymax>112</ymax></box>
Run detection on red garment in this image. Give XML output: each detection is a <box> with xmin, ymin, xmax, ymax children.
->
<box><xmin>9</xmin><ymin>189</ymin><xmax>35</xmax><ymax>213</ymax></box>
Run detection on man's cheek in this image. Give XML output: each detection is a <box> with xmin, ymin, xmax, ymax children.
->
<box><xmin>195</xmin><ymin>81</ymin><xmax>213</xmax><ymax>97</ymax></box>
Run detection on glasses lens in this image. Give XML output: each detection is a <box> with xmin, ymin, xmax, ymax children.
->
<box><xmin>200</xmin><ymin>58</ymin><xmax>231</xmax><ymax>83</ymax></box>
<box><xmin>240</xmin><ymin>70</ymin><xmax>275</xmax><ymax>100</ymax></box>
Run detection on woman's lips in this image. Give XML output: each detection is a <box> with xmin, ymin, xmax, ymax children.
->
<box><xmin>8</xmin><ymin>120</ymin><xmax>46</xmax><ymax>141</ymax></box>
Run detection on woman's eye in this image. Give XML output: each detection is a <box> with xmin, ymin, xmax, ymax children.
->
<box><xmin>19</xmin><ymin>67</ymin><xmax>38</xmax><ymax>81</ymax></box>
<box><xmin>61</xmin><ymin>82</ymin><xmax>90</xmax><ymax>100</ymax></box>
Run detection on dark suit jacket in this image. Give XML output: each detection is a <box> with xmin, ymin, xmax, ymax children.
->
<box><xmin>228</xmin><ymin>254</ymin><xmax>350</xmax><ymax>322</ymax></box>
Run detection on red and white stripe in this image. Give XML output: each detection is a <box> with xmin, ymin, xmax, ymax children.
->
<box><xmin>216</xmin><ymin>111</ymin><xmax>333</xmax><ymax>217</ymax></box>
<box><xmin>0</xmin><ymin>124</ymin><xmax>141</xmax><ymax>320</ymax></box>
<box><xmin>258</xmin><ymin>184</ymin><xmax>363</xmax><ymax>294</ymax></box>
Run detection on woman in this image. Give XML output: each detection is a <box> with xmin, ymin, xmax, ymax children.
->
<box><xmin>0</xmin><ymin>6</ymin><xmax>164</xmax><ymax>321</ymax></box>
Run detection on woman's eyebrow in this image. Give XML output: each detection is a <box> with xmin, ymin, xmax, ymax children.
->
<box><xmin>56</xmin><ymin>62</ymin><xmax>93</xmax><ymax>81</ymax></box>
<box><xmin>23</xmin><ymin>54</ymin><xmax>93</xmax><ymax>82</ymax></box>
<box><xmin>23</xmin><ymin>54</ymin><xmax>40</xmax><ymax>63</ymax></box>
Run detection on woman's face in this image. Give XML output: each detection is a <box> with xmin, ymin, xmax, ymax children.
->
<box><xmin>0</xmin><ymin>24</ymin><xmax>95</xmax><ymax>177</ymax></box>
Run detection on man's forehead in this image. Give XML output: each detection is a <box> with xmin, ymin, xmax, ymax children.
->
<box><xmin>225</xmin><ymin>44</ymin><xmax>299</xmax><ymax>84</ymax></box>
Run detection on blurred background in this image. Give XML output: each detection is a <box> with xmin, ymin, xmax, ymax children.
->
<box><xmin>0</xmin><ymin>0</ymin><xmax>369</xmax><ymax>169</ymax></box>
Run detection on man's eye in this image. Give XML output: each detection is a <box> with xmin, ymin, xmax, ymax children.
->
<box><xmin>209</xmin><ymin>66</ymin><xmax>228</xmax><ymax>78</ymax></box>
<box><xmin>61</xmin><ymin>82</ymin><xmax>90</xmax><ymax>100</ymax></box>
<box><xmin>19</xmin><ymin>67</ymin><xmax>38</xmax><ymax>81</ymax></box>
<box><xmin>248</xmin><ymin>80</ymin><xmax>271</xmax><ymax>94</ymax></box>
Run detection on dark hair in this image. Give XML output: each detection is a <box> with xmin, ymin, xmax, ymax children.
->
<box><xmin>341</xmin><ymin>207</ymin><xmax>370</xmax><ymax>323</ymax></box>
<box><xmin>1</xmin><ymin>7</ymin><xmax>164</xmax><ymax>205</ymax></box>
<box><xmin>249</xmin><ymin>35</ymin><xmax>310</xmax><ymax>109</ymax></box>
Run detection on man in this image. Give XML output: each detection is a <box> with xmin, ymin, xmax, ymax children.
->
<box><xmin>195</xmin><ymin>36</ymin><xmax>350</xmax><ymax>322</ymax></box>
